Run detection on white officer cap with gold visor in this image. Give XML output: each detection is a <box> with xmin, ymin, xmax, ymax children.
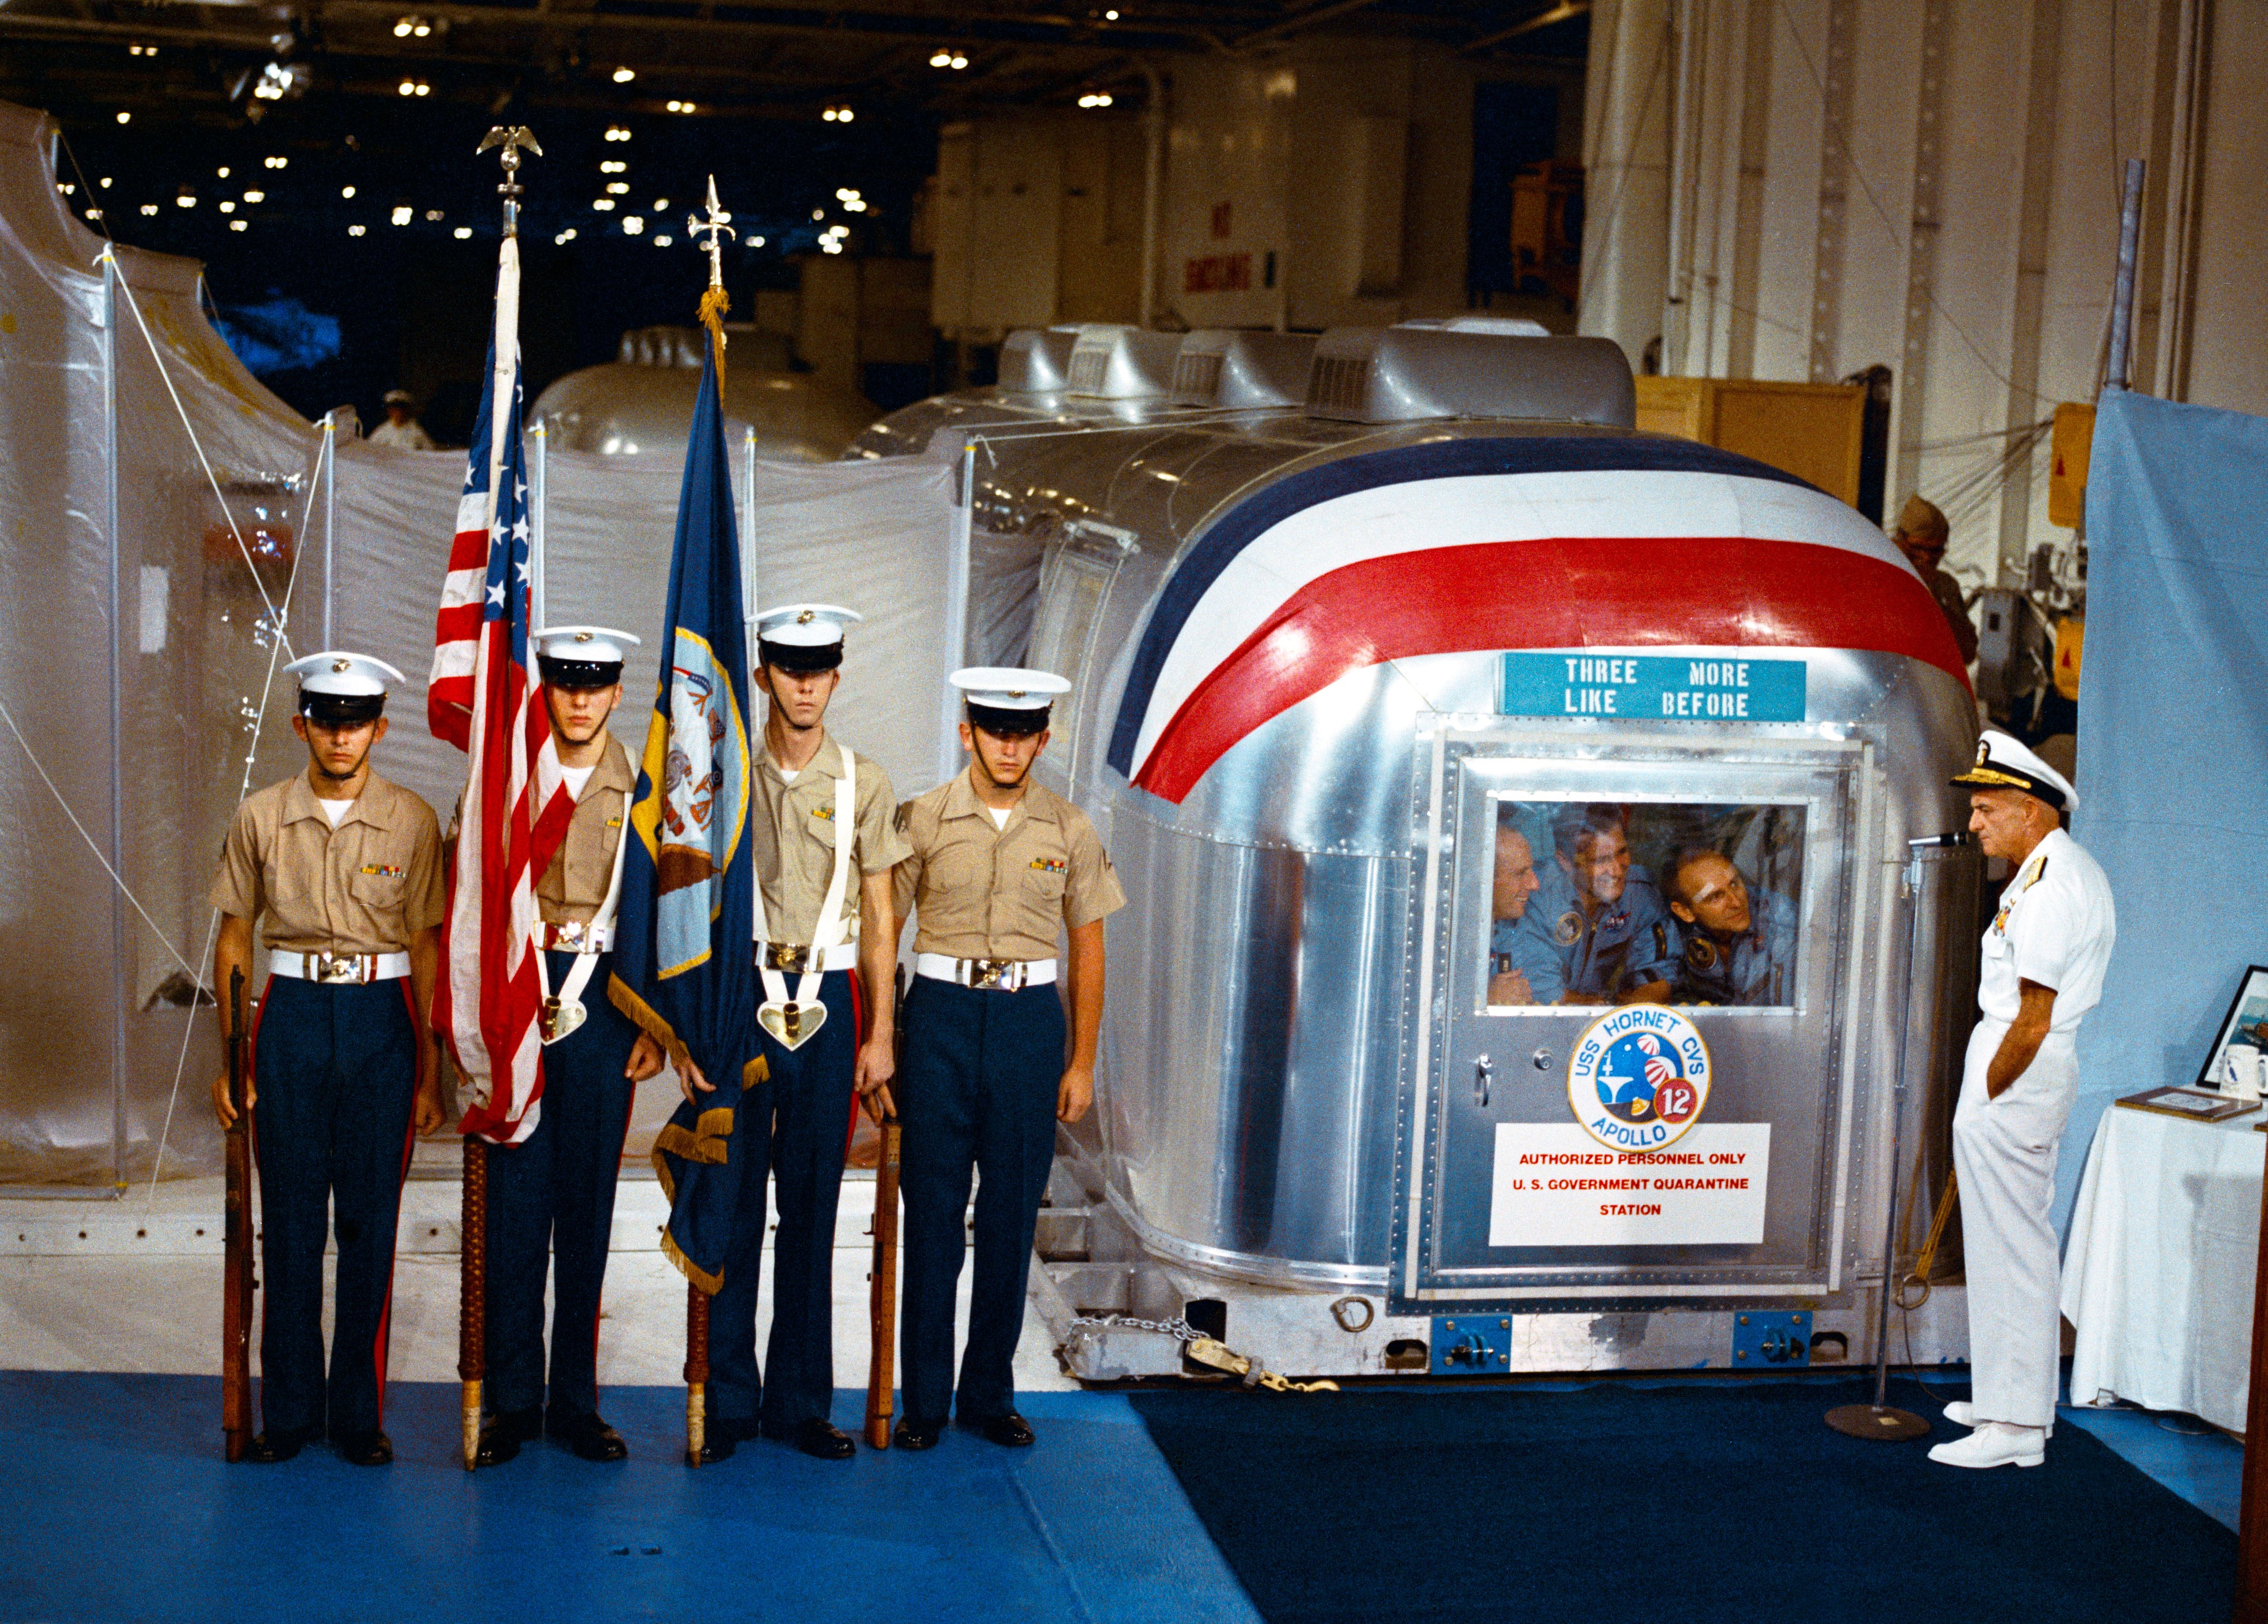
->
<box><xmin>533</xmin><ymin>625</ymin><xmax>640</xmax><ymax>688</ymax></box>
<box><xmin>754</xmin><ymin>603</ymin><xmax>862</xmax><ymax>675</ymax></box>
<box><xmin>283</xmin><ymin>651</ymin><xmax>407</xmax><ymax>726</ymax></box>
<box><xmin>1950</xmin><ymin>729</ymin><xmax>2078</xmax><ymax>813</ymax></box>
<box><xmin>951</xmin><ymin>666</ymin><xmax>1071</xmax><ymax>737</ymax></box>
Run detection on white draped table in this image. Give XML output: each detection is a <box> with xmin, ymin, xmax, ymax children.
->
<box><xmin>2061</xmin><ymin>1102</ymin><xmax>2265</xmax><ymax>1434</ymax></box>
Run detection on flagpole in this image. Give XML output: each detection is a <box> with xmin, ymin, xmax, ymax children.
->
<box><xmin>678</xmin><ymin>175</ymin><xmax>740</xmax><ymax>1469</ymax></box>
<box><xmin>742</xmin><ymin>425</ymin><xmax>757</xmax><ymax>653</ymax></box>
<box><xmin>531</xmin><ymin>416</ymin><xmax>548</xmax><ymax>636</ymax></box>
<box><xmin>456</xmin><ymin>121</ymin><xmax>543</xmax><ymax>1472</ymax></box>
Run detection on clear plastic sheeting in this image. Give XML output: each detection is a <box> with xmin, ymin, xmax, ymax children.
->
<box><xmin>0</xmin><ymin>98</ymin><xmax>957</xmax><ymax>1187</ymax></box>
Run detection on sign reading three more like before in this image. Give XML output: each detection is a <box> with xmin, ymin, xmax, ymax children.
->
<box><xmin>1499</xmin><ymin>653</ymin><xmax>1808</xmax><ymax>722</ymax></box>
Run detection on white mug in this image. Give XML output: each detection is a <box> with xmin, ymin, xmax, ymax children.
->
<box><xmin>2225</xmin><ymin>1049</ymin><xmax>2266</xmax><ymax>1102</ymax></box>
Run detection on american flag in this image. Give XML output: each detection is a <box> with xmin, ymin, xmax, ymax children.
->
<box><xmin>429</xmin><ymin>234</ymin><xmax>573</xmax><ymax>1146</ymax></box>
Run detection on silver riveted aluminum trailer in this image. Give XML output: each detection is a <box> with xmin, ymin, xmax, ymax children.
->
<box><xmin>857</xmin><ymin>323</ymin><xmax>1984</xmax><ymax>1381</ymax></box>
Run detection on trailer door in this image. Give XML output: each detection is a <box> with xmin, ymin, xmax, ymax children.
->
<box><xmin>1390</xmin><ymin>718</ymin><xmax>1871</xmax><ymax>1312</ymax></box>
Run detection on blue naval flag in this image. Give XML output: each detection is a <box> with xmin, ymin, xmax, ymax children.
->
<box><xmin>607</xmin><ymin>328</ymin><xmax>765</xmax><ymax>1294</ymax></box>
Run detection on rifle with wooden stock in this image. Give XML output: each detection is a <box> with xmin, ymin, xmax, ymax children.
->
<box><xmin>864</xmin><ymin>964</ymin><xmax>906</xmax><ymax>1449</ymax></box>
<box><xmin>221</xmin><ymin>966</ymin><xmax>254</xmax><ymax>1463</ymax></box>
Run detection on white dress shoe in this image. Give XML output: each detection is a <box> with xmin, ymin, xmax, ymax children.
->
<box><xmin>1942</xmin><ymin>1401</ymin><xmax>2053</xmax><ymax>1436</ymax></box>
<box><xmin>1929</xmin><ymin>1422</ymin><xmax>2045</xmax><ymax>1469</ymax></box>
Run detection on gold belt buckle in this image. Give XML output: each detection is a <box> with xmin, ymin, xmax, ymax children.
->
<box><xmin>312</xmin><ymin>951</ymin><xmax>364</xmax><ymax>985</ymax></box>
<box><xmin>767</xmin><ymin>943</ymin><xmax>810</xmax><ymax>975</ymax></box>
<box><xmin>969</xmin><ymin>958</ymin><xmax>1011</xmax><ymax>990</ymax></box>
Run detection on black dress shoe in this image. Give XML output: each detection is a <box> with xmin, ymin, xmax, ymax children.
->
<box><xmin>892</xmin><ymin>1417</ymin><xmax>942</xmax><ymax>1451</ymax></box>
<box><xmin>335</xmin><ymin>1429</ymin><xmax>394</xmax><ymax>1466</ymax></box>
<box><xmin>696</xmin><ymin>1413</ymin><xmax>758</xmax><ymax>1463</ymax></box>
<box><xmin>548</xmin><ymin>1410</ymin><xmax>630</xmax><ymax>1463</ymax></box>
<box><xmin>247</xmin><ymin>1429</ymin><xmax>305</xmax><ymax>1464</ymax></box>
<box><xmin>772</xmin><ymin>1417</ymin><xmax>855</xmax><ymax>1460</ymax></box>
<box><xmin>476</xmin><ymin>1406</ymin><xmax>543</xmax><ymax>1466</ymax></box>
<box><xmin>971</xmin><ymin>1412</ymin><xmax>1035</xmax><ymax>1449</ymax></box>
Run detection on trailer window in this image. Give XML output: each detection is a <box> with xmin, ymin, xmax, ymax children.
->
<box><xmin>1486</xmin><ymin>799</ymin><xmax>1805</xmax><ymax>1010</ymax></box>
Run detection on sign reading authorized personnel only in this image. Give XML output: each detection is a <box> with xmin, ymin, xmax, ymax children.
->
<box><xmin>1489</xmin><ymin>1123</ymin><xmax>1771</xmax><ymax>1247</ymax></box>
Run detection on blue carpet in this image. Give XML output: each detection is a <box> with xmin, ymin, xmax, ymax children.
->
<box><xmin>1129</xmin><ymin>1375</ymin><xmax>2237</xmax><ymax>1624</ymax></box>
<box><xmin>0</xmin><ymin>1374</ymin><xmax>1260</xmax><ymax>1624</ymax></box>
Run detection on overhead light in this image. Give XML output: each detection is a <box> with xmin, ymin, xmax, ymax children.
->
<box><xmin>230</xmin><ymin>219</ymin><xmax>247</xmax><ymax>232</ymax></box>
<box><xmin>394</xmin><ymin>16</ymin><xmax>432</xmax><ymax>36</ymax></box>
<box><xmin>453</xmin><ymin>225</ymin><xmax>472</xmax><ymax>239</ymax></box>
<box><xmin>622</xmin><ymin>216</ymin><xmax>645</xmax><ymax>235</ymax></box>
<box><xmin>265</xmin><ymin>156</ymin><xmax>287</xmax><ymax>169</ymax></box>
<box><xmin>398</xmin><ymin>80</ymin><xmax>419</xmax><ymax>97</ymax></box>
<box><xmin>57</xmin><ymin>181</ymin><xmax>73</xmax><ymax>196</ymax></box>
<box><xmin>823</xmin><ymin>105</ymin><xmax>853</xmax><ymax>122</ymax></box>
<box><xmin>243</xmin><ymin>189</ymin><xmax>264</xmax><ymax>203</ymax></box>
<box><xmin>349</xmin><ymin>224</ymin><xmax>366</xmax><ymax>237</ymax></box>
<box><xmin>100</xmin><ymin>178</ymin><xmax>112</xmax><ymax>189</ymax></box>
<box><xmin>666</xmin><ymin>100</ymin><xmax>697</xmax><ymax>114</ymax></box>
<box><xmin>217</xmin><ymin>166</ymin><xmax>231</xmax><ymax>179</ymax></box>
<box><xmin>555</xmin><ymin>227</ymin><xmax>578</xmax><ymax>244</ymax></box>
<box><xmin>219</xmin><ymin>201</ymin><xmax>235</xmax><ymax>214</ymax></box>
<box><xmin>653</xmin><ymin>197</ymin><xmax>669</xmax><ymax>210</ymax></box>
<box><xmin>593</xmin><ymin>198</ymin><xmax>616</xmax><ymax>212</ymax></box>
<box><xmin>601</xmin><ymin>160</ymin><xmax>627</xmax><ymax>174</ymax></box>
<box><xmin>811</xmin><ymin>209</ymin><xmax>824</xmax><ymax>221</ymax></box>
<box><xmin>835</xmin><ymin>187</ymin><xmax>859</xmax><ymax>202</ymax></box>
<box><xmin>821</xmin><ymin>239</ymin><xmax>843</xmax><ymax>255</ymax></box>
<box><xmin>129</xmin><ymin>42</ymin><xmax>158</xmax><ymax>56</ymax></box>
<box><xmin>391</xmin><ymin>204</ymin><xmax>412</xmax><ymax>225</ymax></box>
<box><xmin>612</xmin><ymin>66</ymin><xmax>635</xmax><ymax>84</ymax></box>
<box><xmin>653</xmin><ymin>233</ymin><xmax>673</xmax><ymax>247</ymax></box>
<box><xmin>116</xmin><ymin>112</ymin><xmax>131</xmax><ymax>125</ymax></box>
<box><xmin>252</xmin><ymin>61</ymin><xmax>301</xmax><ymax>102</ymax></box>
<box><xmin>606</xmin><ymin>182</ymin><xmax>629</xmax><ymax>195</ymax></box>
<box><xmin>604</xmin><ymin>125</ymin><xmax>631</xmax><ymax>142</ymax></box>
<box><xmin>341</xmin><ymin>185</ymin><xmax>356</xmax><ymax>199</ymax></box>
<box><xmin>1105</xmin><ymin>9</ymin><xmax>1120</xmax><ymax>18</ymax></box>
<box><xmin>141</xmin><ymin>203</ymin><xmax>159</xmax><ymax>216</ymax></box>
<box><xmin>952</xmin><ymin>53</ymin><xmax>968</xmax><ymax>69</ymax></box>
<box><xmin>85</xmin><ymin>209</ymin><xmax>102</xmax><ymax>222</ymax></box>
<box><xmin>425</xmin><ymin>209</ymin><xmax>443</xmax><ymax>221</ymax></box>
<box><xmin>845</xmin><ymin>199</ymin><xmax>866</xmax><ymax>212</ymax></box>
<box><xmin>751</xmin><ymin>234</ymin><xmax>765</xmax><ymax>247</ymax></box>
<box><xmin>1077</xmin><ymin>92</ymin><xmax>1114</xmax><ymax>108</ymax></box>
<box><xmin>175</xmin><ymin>193</ymin><xmax>196</xmax><ymax>208</ymax></box>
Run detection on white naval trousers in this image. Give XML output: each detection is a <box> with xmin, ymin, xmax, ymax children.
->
<box><xmin>1950</xmin><ymin>1020</ymin><xmax>2079</xmax><ymax>1429</ymax></box>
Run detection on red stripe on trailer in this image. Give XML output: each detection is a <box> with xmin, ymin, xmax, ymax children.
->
<box><xmin>1132</xmin><ymin>535</ymin><xmax>1972</xmax><ymax>803</ymax></box>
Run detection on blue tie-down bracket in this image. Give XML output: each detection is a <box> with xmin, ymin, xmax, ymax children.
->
<box><xmin>1732</xmin><ymin>1309</ymin><xmax>1812</xmax><ymax>1368</ymax></box>
<box><xmin>1431</xmin><ymin>1315</ymin><xmax>1513</xmax><ymax>1375</ymax></box>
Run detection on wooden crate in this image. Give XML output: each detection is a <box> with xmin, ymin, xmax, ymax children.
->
<box><xmin>1634</xmin><ymin>376</ymin><xmax>1866</xmax><ymax>507</ymax></box>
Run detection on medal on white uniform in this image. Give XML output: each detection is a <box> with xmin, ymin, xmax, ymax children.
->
<box><xmin>535</xmin><ymin>787</ymin><xmax>631</xmax><ymax>1045</ymax></box>
<box><xmin>753</xmin><ymin>743</ymin><xmax>858</xmax><ymax>1052</ymax></box>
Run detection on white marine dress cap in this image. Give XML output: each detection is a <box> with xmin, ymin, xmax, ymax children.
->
<box><xmin>283</xmin><ymin>651</ymin><xmax>408</xmax><ymax>696</ymax></box>
<box><xmin>753</xmin><ymin>603</ymin><xmax>864</xmax><ymax>648</ymax></box>
<box><xmin>949</xmin><ymin>667</ymin><xmax>1073</xmax><ymax>711</ymax></box>
<box><xmin>532</xmin><ymin>625</ymin><xmax>642</xmax><ymax>665</ymax></box>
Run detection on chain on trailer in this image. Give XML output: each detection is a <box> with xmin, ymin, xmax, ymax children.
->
<box><xmin>1061</xmin><ymin>1314</ymin><xmax>1341</xmax><ymax>1394</ymax></box>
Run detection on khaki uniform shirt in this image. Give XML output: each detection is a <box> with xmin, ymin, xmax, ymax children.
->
<box><xmin>1925</xmin><ymin>566</ymin><xmax>1979</xmax><ymax>665</ymax></box>
<box><xmin>209</xmin><ymin>770</ymin><xmax>445</xmax><ymax>954</ymax></box>
<box><xmin>895</xmin><ymin>771</ymin><xmax>1126</xmax><ymax>961</ymax></box>
<box><xmin>752</xmin><ymin>729</ymin><xmax>910</xmax><ymax>946</ymax></box>
<box><xmin>536</xmin><ymin>733</ymin><xmax>637</xmax><ymax>926</ymax></box>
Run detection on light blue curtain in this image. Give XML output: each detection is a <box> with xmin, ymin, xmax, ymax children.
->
<box><xmin>2062</xmin><ymin>388</ymin><xmax>2268</xmax><ymax>1231</ymax></box>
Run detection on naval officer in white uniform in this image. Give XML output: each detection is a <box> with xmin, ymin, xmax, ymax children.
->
<box><xmin>1931</xmin><ymin>731</ymin><xmax>2115</xmax><ymax>1470</ymax></box>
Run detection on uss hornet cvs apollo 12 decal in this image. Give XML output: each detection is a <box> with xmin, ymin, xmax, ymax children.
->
<box><xmin>1567</xmin><ymin>1005</ymin><xmax>1712</xmax><ymax>1152</ymax></box>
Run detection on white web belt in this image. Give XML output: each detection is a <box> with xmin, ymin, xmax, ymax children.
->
<box><xmin>749</xmin><ymin>742</ymin><xmax>858</xmax><ymax>1050</ymax></box>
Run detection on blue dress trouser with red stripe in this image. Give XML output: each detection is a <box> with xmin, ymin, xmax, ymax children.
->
<box><xmin>250</xmin><ymin>975</ymin><xmax>418</xmax><ymax>1442</ymax></box>
<box><xmin>707</xmin><ymin>966</ymin><xmax>858</xmax><ymax>1431</ymax></box>
<box><xmin>897</xmin><ymin>977</ymin><xmax>1065</xmax><ymax>1426</ymax></box>
<box><xmin>481</xmin><ymin>949</ymin><xmax>639</xmax><ymax>1420</ymax></box>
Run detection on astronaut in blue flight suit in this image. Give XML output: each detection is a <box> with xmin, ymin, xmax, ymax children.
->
<box><xmin>1664</xmin><ymin>847</ymin><xmax>1798</xmax><ymax>1007</ymax></box>
<box><xmin>1512</xmin><ymin>804</ymin><xmax>1680</xmax><ymax>1004</ymax></box>
<box><xmin>1487</xmin><ymin>818</ymin><xmax>1563</xmax><ymax>1004</ymax></box>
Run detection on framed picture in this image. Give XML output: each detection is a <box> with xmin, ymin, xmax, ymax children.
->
<box><xmin>2197</xmin><ymin>966</ymin><xmax>2268</xmax><ymax>1090</ymax></box>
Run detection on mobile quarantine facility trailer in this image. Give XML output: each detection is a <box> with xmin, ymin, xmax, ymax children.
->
<box><xmin>855</xmin><ymin>322</ymin><xmax>1983</xmax><ymax>1381</ymax></box>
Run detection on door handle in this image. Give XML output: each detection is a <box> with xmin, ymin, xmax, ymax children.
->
<box><xmin>1474</xmin><ymin>1054</ymin><xmax>1493</xmax><ymax>1108</ymax></box>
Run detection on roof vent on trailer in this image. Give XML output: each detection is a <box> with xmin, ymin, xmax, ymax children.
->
<box><xmin>1304</xmin><ymin>327</ymin><xmax>1636</xmax><ymax>428</ymax></box>
<box><xmin>1171</xmin><ymin>330</ymin><xmax>1320</xmax><ymax>407</ymax></box>
<box><xmin>1063</xmin><ymin>324</ymin><xmax>1181</xmax><ymax>397</ymax></box>
<box><xmin>996</xmin><ymin>327</ymin><xmax>1083</xmax><ymax>393</ymax></box>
